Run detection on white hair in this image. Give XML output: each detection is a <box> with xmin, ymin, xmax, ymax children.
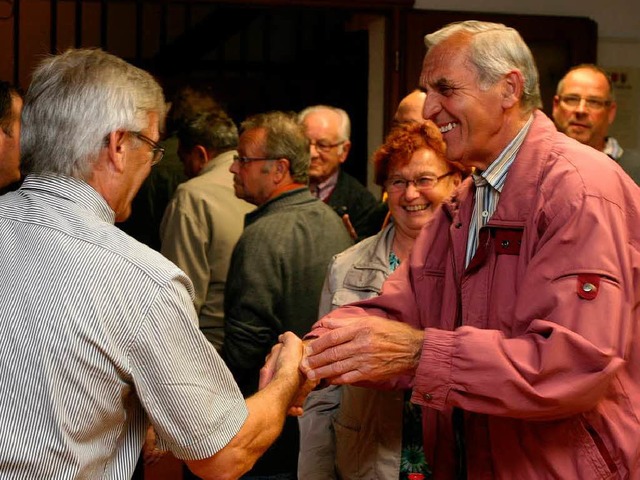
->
<box><xmin>425</xmin><ymin>20</ymin><xmax>542</xmax><ymax>113</ymax></box>
<box><xmin>21</xmin><ymin>48</ymin><xmax>166</xmax><ymax>179</ymax></box>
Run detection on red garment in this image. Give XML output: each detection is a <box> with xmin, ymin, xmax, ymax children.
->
<box><xmin>311</xmin><ymin>112</ymin><xmax>640</xmax><ymax>479</ymax></box>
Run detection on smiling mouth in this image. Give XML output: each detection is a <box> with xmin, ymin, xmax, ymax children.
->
<box><xmin>404</xmin><ymin>204</ymin><xmax>429</xmax><ymax>212</ymax></box>
<box><xmin>439</xmin><ymin>122</ymin><xmax>458</xmax><ymax>134</ymax></box>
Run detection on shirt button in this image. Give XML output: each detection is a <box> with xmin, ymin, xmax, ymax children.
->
<box><xmin>501</xmin><ymin>240</ymin><xmax>510</xmax><ymax>249</ymax></box>
<box><xmin>423</xmin><ymin>393</ymin><xmax>433</xmax><ymax>401</ymax></box>
<box><xmin>482</xmin><ymin>210</ymin><xmax>489</xmax><ymax>218</ymax></box>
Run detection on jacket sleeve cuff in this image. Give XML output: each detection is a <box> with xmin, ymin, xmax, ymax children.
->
<box><xmin>411</xmin><ymin>327</ymin><xmax>455</xmax><ymax>410</ymax></box>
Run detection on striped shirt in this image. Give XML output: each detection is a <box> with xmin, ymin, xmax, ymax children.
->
<box><xmin>0</xmin><ymin>174</ymin><xmax>247</xmax><ymax>479</ymax></box>
<box><xmin>465</xmin><ymin>115</ymin><xmax>533</xmax><ymax>267</ymax></box>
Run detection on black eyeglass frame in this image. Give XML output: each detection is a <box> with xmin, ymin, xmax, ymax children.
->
<box><xmin>232</xmin><ymin>155</ymin><xmax>280</xmax><ymax>165</ymax></box>
<box><xmin>130</xmin><ymin>131</ymin><xmax>165</xmax><ymax>166</ymax></box>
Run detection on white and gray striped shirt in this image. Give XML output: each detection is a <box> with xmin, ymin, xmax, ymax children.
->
<box><xmin>465</xmin><ymin>115</ymin><xmax>533</xmax><ymax>267</ymax></box>
<box><xmin>0</xmin><ymin>173</ymin><xmax>247</xmax><ymax>479</ymax></box>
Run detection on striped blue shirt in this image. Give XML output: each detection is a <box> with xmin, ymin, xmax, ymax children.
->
<box><xmin>465</xmin><ymin>115</ymin><xmax>533</xmax><ymax>267</ymax></box>
<box><xmin>0</xmin><ymin>174</ymin><xmax>247</xmax><ymax>479</ymax></box>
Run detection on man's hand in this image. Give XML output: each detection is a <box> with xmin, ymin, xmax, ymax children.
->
<box><xmin>259</xmin><ymin>332</ymin><xmax>318</xmax><ymax>416</ymax></box>
<box><xmin>300</xmin><ymin>315</ymin><xmax>424</xmax><ymax>384</ymax></box>
<box><xmin>141</xmin><ymin>426</ymin><xmax>165</xmax><ymax>466</ymax></box>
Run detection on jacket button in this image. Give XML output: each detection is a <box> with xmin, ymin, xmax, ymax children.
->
<box><xmin>582</xmin><ymin>282</ymin><xmax>596</xmax><ymax>293</ymax></box>
<box><xmin>501</xmin><ymin>240</ymin><xmax>510</xmax><ymax>249</ymax></box>
<box><xmin>423</xmin><ymin>393</ymin><xmax>433</xmax><ymax>401</ymax></box>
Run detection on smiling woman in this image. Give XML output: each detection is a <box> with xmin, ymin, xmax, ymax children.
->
<box><xmin>298</xmin><ymin>120</ymin><xmax>468</xmax><ymax>480</ymax></box>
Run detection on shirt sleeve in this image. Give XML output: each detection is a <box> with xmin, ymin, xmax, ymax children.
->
<box><xmin>130</xmin><ymin>275</ymin><xmax>247</xmax><ymax>460</ymax></box>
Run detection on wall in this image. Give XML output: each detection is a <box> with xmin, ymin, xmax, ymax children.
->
<box><xmin>414</xmin><ymin>0</ymin><xmax>640</xmax><ymax>147</ymax></box>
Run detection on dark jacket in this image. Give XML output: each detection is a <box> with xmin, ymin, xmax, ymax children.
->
<box><xmin>223</xmin><ymin>187</ymin><xmax>353</xmax><ymax>476</ymax></box>
<box><xmin>326</xmin><ymin>170</ymin><xmax>387</xmax><ymax>241</ymax></box>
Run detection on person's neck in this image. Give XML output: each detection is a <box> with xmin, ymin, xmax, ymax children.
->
<box><xmin>391</xmin><ymin>226</ymin><xmax>418</xmax><ymax>263</ymax></box>
<box><xmin>266</xmin><ymin>181</ymin><xmax>305</xmax><ymax>203</ymax></box>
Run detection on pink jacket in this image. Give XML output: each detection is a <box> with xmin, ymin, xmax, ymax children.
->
<box><xmin>313</xmin><ymin>112</ymin><xmax>640</xmax><ymax>479</ymax></box>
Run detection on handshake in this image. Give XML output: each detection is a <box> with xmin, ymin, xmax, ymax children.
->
<box><xmin>258</xmin><ymin>315</ymin><xmax>425</xmax><ymax>416</ymax></box>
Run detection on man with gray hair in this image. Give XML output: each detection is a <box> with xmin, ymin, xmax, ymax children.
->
<box><xmin>299</xmin><ymin>105</ymin><xmax>385</xmax><ymax>240</ymax></box>
<box><xmin>302</xmin><ymin>21</ymin><xmax>640</xmax><ymax>478</ymax></box>
<box><xmin>0</xmin><ymin>48</ymin><xmax>307</xmax><ymax>480</ymax></box>
<box><xmin>224</xmin><ymin>111</ymin><xmax>352</xmax><ymax>479</ymax></box>
<box><xmin>160</xmin><ymin>108</ymin><xmax>253</xmax><ymax>352</ymax></box>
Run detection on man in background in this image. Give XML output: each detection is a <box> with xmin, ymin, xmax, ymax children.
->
<box><xmin>0</xmin><ymin>81</ymin><xmax>22</xmax><ymax>193</ymax></box>
<box><xmin>161</xmin><ymin>108</ymin><xmax>253</xmax><ymax>352</ymax></box>
<box><xmin>392</xmin><ymin>88</ymin><xmax>427</xmax><ymax>126</ymax></box>
<box><xmin>299</xmin><ymin>105</ymin><xmax>386</xmax><ymax>240</ymax></box>
<box><xmin>0</xmin><ymin>48</ymin><xmax>306</xmax><ymax>480</ymax></box>
<box><xmin>223</xmin><ymin>111</ymin><xmax>352</xmax><ymax>479</ymax></box>
<box><xmin>553</xmin><ymin>64</ymin><xmax>640</xmax><ymax>183</ymax></box>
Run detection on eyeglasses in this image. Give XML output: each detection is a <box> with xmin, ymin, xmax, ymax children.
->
<box><xmin>558</xmin><ymin>95</ymin><xmax>612</xmax><ymax>111</ymax></box>
<box><xmin>233</xmin><ymin>155</ymin><xmax>279</xmax><ymax>165</ymax></box>
<box><xmin>130</xmin><ymin>132</ymin><xmax>165</xmax><ymax>165</ymax></box>
<box><xmin>310</xmin><ymin>140</ymin><xmax>345</xmax><ymax>153</ymax></box>
<box><xmin>385</xmin><ymin>171</ymin><xmax>454</xmax><ymax>193</ymax></box>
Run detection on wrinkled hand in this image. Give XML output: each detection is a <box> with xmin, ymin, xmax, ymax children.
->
<box><xmin>259</xmin><ymin>332</ymin><xmax>318</xmax><ymax>416</ymax></box>
<box><xmin>300</xmin><ymin>315</ymin><xmax>424</xmax><ymax>385</ymax></box>
<box><xmin>142</xmin><ymin>426</ymin><xmax>166</xmax><ymax>466</ymax></box>
<box><xmin>341</xmin><ymin>214</ymin><xmax>357</xmax><ymax>241</ymax></box>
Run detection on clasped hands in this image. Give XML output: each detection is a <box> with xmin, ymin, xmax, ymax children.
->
<box><xmin>259</xmin><ymin>315</ymin><xmax>424</xmax><ymax>416</ymax></box>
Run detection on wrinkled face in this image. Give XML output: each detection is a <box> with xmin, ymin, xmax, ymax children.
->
<box><xmin>229</xmin><ymin>127</ymin><xmax>274</xmax><ymax>206</ymax></box>
<box><xmin>0</xmin><ymin>94</ymin><xmax>23</xmax><ymax>189</ymax></box>
<box><xmin>552</xmin><ymin>68</ymin><xmax>616</xmax><ymax>151</ymax></box>
<box><xmin>420</xmin><ymin>36</ymin><xmax>507</xmax><ymax>170</ymax></box>
<box><xmin>386</xmin><ymin>148</ymin><xmax>458</xmax><ymax>239</ymax></box>
<box><xmin>115</xmin><ymin>113</ymin><xmax>159</xmax><ymax>222</ymax></box>
<box><xmin>302</xmin><ymin>110</ymin><xmax>350</xmax><ymax>184</ymax></box>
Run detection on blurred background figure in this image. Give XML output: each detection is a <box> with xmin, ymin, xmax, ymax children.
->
<box><xmin>223</xmin><ymin>111</ymin><xmax>352</xmax><ymax>479</ymax></box>
<box><xmin>118</xmin><ymin>84</ymin><xmax>222</xmax><ymax>248</ymax></box>
<box><xmin>553</xmin><ymin>64</ymin><xmax>640</xmax><ymax>183</ymax></box>
<box><xmin>393</xmin><ymin>88</ymin><xmax>427</xmax><ymax>126</ymax></box>
<box><xmin>0</xmin><ymin>81</ymin><xmax>22</xmax><ymax>194</ymax></box>
<box><xmin>160</xmin><ymin>107</ymin><xmax>254</xmax><ymax>352</ymax></box>
<box><xmin>299</xmin><ymin>119</ymin><xmax>465</xmax><ymax>480</ymax></box>
<box><xmin>299</xmin><ymin>104</ymin><xmax>386</xmax><ymax>241</ymax></box>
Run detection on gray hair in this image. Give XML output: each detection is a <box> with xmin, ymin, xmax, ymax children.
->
<box><xmin>298</xmin><ymin>104</ymin><xmax>351</xmax><ymax>144</ymax></box>
<box><xmin>177</xmin><ymin>109</ymin><xmax>238</xmax><ymax>153</ymax></box>
<box><xmin>241</xmin><ymin>111</ymin><xmax>309</xmax><ymax>184</ymax></box>
<box><xmin>425</xmin><ymin>21</ymin><xmax>542</xmax><ymax>113</ymax></box>
<box><xmin>21</xmin><ymin>48</ymin><xmax>165</xmax><ymax>179</ymax></box>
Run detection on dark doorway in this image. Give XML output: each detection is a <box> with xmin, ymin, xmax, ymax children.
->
<box><xmin>149</xmin><ymin>5</ymin><xmax>371</xmax><ymax>185</ymax></box>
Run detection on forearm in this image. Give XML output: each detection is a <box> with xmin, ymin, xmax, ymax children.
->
<box><xmin>185</xmin><ymin>371</ymin><xmax>298</xmax><ymax>480</ymax></box>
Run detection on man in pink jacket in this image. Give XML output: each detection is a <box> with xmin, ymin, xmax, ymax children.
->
<box><xmin>301</xmin><ymin>20</ymin><xmax>640</xmax><ymax>479</ymax></box>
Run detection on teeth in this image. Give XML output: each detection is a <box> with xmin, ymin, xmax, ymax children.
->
<box><xmin>405</xmin><ymin>204</ymin><xmax>429</xmax><ymax>211</ymax></box>
<box><xmin>440</xmin><ymin>122</ymin><xmax>457</xmax><ymax>133</ymax></box>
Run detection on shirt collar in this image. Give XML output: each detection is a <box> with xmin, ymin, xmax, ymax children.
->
<box><xmin>474</xmin><ymin>114</ymin><xmax>534</xmax><ymax>193</ymax></box>
<box><xmin>311</xmin><ymin>169</ymin><xmax>339</xmax><ymax>201</ymax></box>
<box><xmin>603</xmin><ymin>136</ymin><xmax>623</xmax><ymax>160</ymax></box>
<box><xmin>21</xmin><ymin>173</ymin><xmax>116</xmax><ymax>224</ymax></box>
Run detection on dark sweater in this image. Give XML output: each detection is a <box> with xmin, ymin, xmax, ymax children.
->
<box><xmin>222</xmin><ymin>187</ymin><xmax>353</xmax><ymax>476</ymax></box>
